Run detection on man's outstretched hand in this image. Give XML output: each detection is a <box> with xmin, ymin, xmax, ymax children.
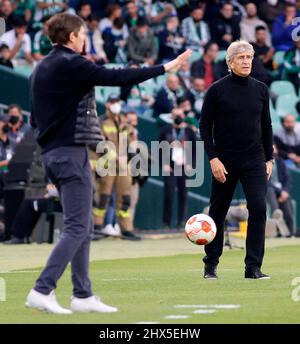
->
<box><xmin>163</xmin><ymin>49</ymin><xmax>193</xmax><ymax>73</ymax></box>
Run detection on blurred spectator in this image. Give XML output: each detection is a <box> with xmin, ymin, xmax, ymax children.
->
<box><xmin>177</xmin><ymin>96</ymin><xmax>198</xmax><ymax>132</ymax></box>
<box><xmin>274</xmin><ymin>114</ymin><xmax>300</xmax><ymax>167</ymax></box>
<box><xmin>32</xmin><ymin>16</ymin><xmax>52</xmax><ymax>61</ymax></box>
<box><xmin>125</xmin><ymin>109</ymin><xmax>142</xmax><ymax>226</ymax></box>
<box><xmin>240</xmin><ymin>2</ymin><xmax>271</xmax><ymax>46</ymax></box>
<box><xmin>124</xmin><ymin>0</ymin><xmax>144</xmax><ymax>29</ymax></box>
<box><xmin>84</xmin><ymin>14</ymin><xmax>108</xmax><ymax>64</ymax></box>
<box><xmin>272</xmin><ymin>3</ymin><xmax>299</xmax><ymax>52</ymax></box>
<box><xmin>177</xmin><ymin>59</ymin><xmax>191</xmax><ymax>90</ymax></box>
<box><xmin>127</xmin><ymin>16</ymin><xmax>158</xmax><ymax>65</ymax></box>
<box><xmin>153</xmin><ymin>74</ymin><xmax>185</xmax><ymax>118</ymax></box>
<box><xmin>186</xmin><ymin>77</ymin><xmax>206</xmax><ymax>120</ymax></box>
<box><xmin>0</xmin><ymin>114</ymin><xmax>14</xmax><ymax>199</ymax></box>
<box><xmin>3</xmin><ymin>184</ymin><xmax>62</xmax><ymax>244</ymax></box>
<box><xmin>250</xmin><ymin>54</ymin><xmax>273</xmax><ymax>86</ymax></box>
<box><xmin>0</xmin><ymin>43</ymin><xmax>13</xmax><ymax>68</ymax></box>
<box><xmin>210</xmin><ymin>2</ymin><xmax>240</xmax><ymax>50</ymax></box>
<box><xmin>159</xmin><ymin>106</ymin><xmax>196</xmax><ymax>229</ymax></box>
<box><xmin>13</xmin><ymin>0</ymin><xmax>36</xmax><ymax>24</ymax></box>
<box><xmin>150</xmin><ymin>0</ymin><xmax>177</xmax><ymax>33</ymax></box>
<box><xmin>77</xmin><ymin>1</ymin><xmax>92</xmax><ymax>23</ymax></box>
<box><xmin>92</xmin><ymin>95</ymin><xmax>141</xmax><ymax>241</ymax></box>
<box><xmin>0</xmin><ymin>16</ymin><xmax>34</xmax><ymax>66</ymax></box>
<box><xmin>74</xmin><ymin>0</ymin><xmax>109</xmax><ymax>18</ymax></box>
<box><xmin>0</xmin><ymin>0</ymin><xmax>14</xmax><ymax>31</ymax></box>
<box><xmin>136</xmin><ymin>0</ymin><xmax>152</xmax><ymax>16</ymax></box>
<box><xmin>282</xmin><ymin>40</ymin><xmax>300</xmax><ymax>93</ymax></box>
<box><xmin>99</xmin><ymin>3</ymin><xmax>124</xmax><ymax>33</ymax></box>
<box><xmin>266</xmin><ymin>144</ymin><xmax>294</xmax><ymax>236</ymax></box>
<box><xmin>7</xmin><ymin>103</ymin><xmax>30</xmax><ymax>144</ymax></box>
<box><xmin>181</xmin><ymin>3</ymin><xmax>210</xmax><ymax>53</ymax></box>
<box><xmin>103</xmin><ymin>18</ymin><xmax>127</xmax><ymax>63</ymax></box>
<box><xmin>158</xmin><ymin>14</ymin><xmax>185</xmax><ymax>63</ymax></box>
<box><xmin>258</xmin><ymin>0</ymin><xmax>286</xmax><ymax>29</ymax></box>
<box><xmin>191</xmin><ymin>42</ymin><xmax>224</xmax><ymax>89</ymax></box>
<box><xmin>251</xmin><ymin>25</ymin><xmax>275</xmax><ymax>72</ymax></box>
<box><xmin>36</xmin><ymin>0</ymin><xmax>68</xmax><ymax>22</ymax></box>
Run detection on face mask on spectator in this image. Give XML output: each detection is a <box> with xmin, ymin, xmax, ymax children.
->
<box><xmin>9</xmin><ymin>115</ymin><xmax>20</xmax><ymax>125</ymax></box>
<box><xmin>174</xmin><ymin>116</ymin><xmax>184</xmax><ymax>125</ymax></box>
<box><xmin>2</xmin><ymin>124</ymin><xmax>10</xmax><ymax>133</ymax></box>
<box><xmin>109</xmin><ymin>103</ymin><xmax>122</xmax><ymax>115</ymax></box>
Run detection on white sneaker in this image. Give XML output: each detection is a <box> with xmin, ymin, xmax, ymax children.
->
<box><xmin>70</xmin><ymin>295</ymin><xmax>118</xmax><ymax>313</ymax></box>
<box><xmin>114</xmin><ymin>223</ymin><xmax>122</xmax><ymax>236</ymax></box>
<box><xmin>25</xmin><ymin>289</ymin><xmax>72</xmax><ymax>314</ymax></box>
<box><xmin>100</xmin><ymin>224</ymin><xmax>121</xmax><ymax>237</ymax></box>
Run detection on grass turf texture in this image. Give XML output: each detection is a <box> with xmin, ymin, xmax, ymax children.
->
<box><xmin>0</xmin><ymin>239</ymin><xmax>300</xmax><ymax>324</ymax></box>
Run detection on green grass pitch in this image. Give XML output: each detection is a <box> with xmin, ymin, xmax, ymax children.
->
<box><xmin>0</xmin><ymin>238</ymin><xmax>300</xmax><ymax>324</ymax></box>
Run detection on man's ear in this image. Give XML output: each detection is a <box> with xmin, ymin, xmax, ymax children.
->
<box><xmin>69</xmin><ymin>31</ymin><xmax>76</xmax><ymax>43</ymax></box>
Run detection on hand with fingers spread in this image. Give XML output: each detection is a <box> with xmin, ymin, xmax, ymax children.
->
<box><xmin>210</xmin><ymin>157</ymin><xmax>228</xmax><ymax>183</ymax></box>
<box><xmin>163</xmin><ymin>49</ymin><xmax>193</xmax><ymax>73</ymax></box>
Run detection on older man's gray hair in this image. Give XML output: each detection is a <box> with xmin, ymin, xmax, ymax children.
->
<box><xmin>226</xmin><ymin>40</ymin><xmax>254</xmax><ymax>72</ymax></box>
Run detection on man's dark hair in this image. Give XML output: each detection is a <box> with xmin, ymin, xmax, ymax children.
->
<box><xmin>48</xmin><ymin>13</ymin><xmax>84</xmax><ymax>45</ymax></box>
<box><xmin>113</xmin><ymin>17</ymin><xmax>125</xmax><ymax>29</ymax></box>
<box><xmin>285</xmin><ymin>3</ymin><xmax>296</xmax><ymax>9</ymax></box>
<box><xmin>204</xmin><ymin>41</ymin><xmax>218</xmax><ymax>54</ymax></box>
<box><xmin>87</xmin><ymin>14</ymin><xmax>100</xmax><ymax>23</ymax></box>
<box><xmin>105</xmin><ymin>4</ymin><xmax>120</xmax><ymax>18</ymax></box>
<box><xmin>13</xmin><ymin>16</ymin><xmax>27</xmax><ymax>28</ymax></box>
<box><xmin>79</xmin><ymin>1</ymin><xmax>91</xmax><ymax>10</ymax></box>
<box><xmin>0</xmin><ymin>43</ymin><xmax>9</xmax><ymax>52</ymax></box>
<box><xmin>8</xmin><ymin>103</ymin><xmax>22</xmax><ymax>113</ymax></box>
<box><xmin>221</xmin><ymin>1</ymin><xmax>233</xmax><ymax>9</ymax></box>
<box><xmin>255</xmin><ymin>25</ymin><xmax>266</xmax><ymax>32</ymax></box>
<box><xmin>136</xmin><ymin>16</ymin><xmax>149</xmax><ymax>28</ymax></box>
<box><xmin>189</xmin><ymin>1</ymin><xmax>205</xmax><ymax>12</ymax></box>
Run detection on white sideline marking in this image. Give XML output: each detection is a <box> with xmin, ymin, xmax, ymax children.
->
<box><xmin>0</xmin><ymin>270</ymin><xmax>39</xmax><ymax>274</ymax></box>
<box><xmin>174</xmin><ymin>304</ymin><xmax>240</xmax><ymax>309</ymax></box>
<box><xmin>135</xmin><ymin>321</ymin><xmax>160</xmax><ymax>324</ymax></box>
<box><xmin>165</xmin><ymin>315</ymin><xmax>190</xmax><ymax>319</ymax></box>
<box><xmin>102</xmin><ymin>278</ymin><xmax>153</xmax><ymax>281</ymax></box>
<box><xmin>193</xmin><ymin>309</ymin><xmax>216</xmax><ymax>314</ymax></box>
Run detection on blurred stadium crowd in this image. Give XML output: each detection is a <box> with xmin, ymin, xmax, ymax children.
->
<box><xmin>0</xmin><ymin>0</ymin><xmax>300</xmax><ymax>243</ymax></box>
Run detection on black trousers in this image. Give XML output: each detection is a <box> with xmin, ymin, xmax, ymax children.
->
<box><xmin>203</xmin><ymin>154</ymin><xmax>267</xmax><ymax>270</ymax></box>
<box><xmin>11</xmin><ymin>198</ymin><xmax>62</xmax><ymax>240</ymax></box>
<box><xmin>163</xmin><ymin>172</ymin><xmax>187</xmax><ymax>226</ymax></box>
<box><xmin>266</xmin><ymin>187</ymin><xmax>294</xmax><ymax>235</ymax></box>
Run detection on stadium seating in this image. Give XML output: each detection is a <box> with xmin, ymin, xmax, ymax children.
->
<box><xmin>276</xmin><ymin>94</ymin><xmax>299</xmax><ymax>118</ymax></box>
<box><xmin>270</xmin><ymin>80</ymin><xmax>296</xmax><ymax>98</ymax></box>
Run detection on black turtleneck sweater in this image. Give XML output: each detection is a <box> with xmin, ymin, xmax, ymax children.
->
<box><xmin>199</xmin><ymin>72</ymin><xmax>273</xmax><ymax>162</ymax></box>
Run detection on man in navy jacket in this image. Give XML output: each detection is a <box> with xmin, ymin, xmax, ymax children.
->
<box><xmin>26</xmin><ymin>12</ymin><xmax>191</xmax><ymax>314</ymax></box>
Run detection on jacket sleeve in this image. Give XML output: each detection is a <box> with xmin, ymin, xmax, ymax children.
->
<box><xmin>69</xmin><ymin>54</ymin><xmax>165</xmax><ymax>87</ymax></box>
<box><xmin>261</xmin><ymin>85</ymin><xmax>274</xmax><ymax>161</ymax></box>
<box><xmin>199</xmin><ymin>84</ymin><xmax>218</xmax><ymax>161</ymax></box>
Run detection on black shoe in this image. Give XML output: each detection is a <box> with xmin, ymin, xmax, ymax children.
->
<box><xmin>92</xmin><ymin>226</ymin><xmax>105</xmax><ymax>241</ymax></box>
<box><xmin>204</xmin><ymin>264</ymin><xmax>218</xmax><ymax>279</ymax></box>
<box><xmin>121</xmin><ymin>230</ymin><xmax>142</xmax><ymax>241</ymax></box>
<box><xmin>245</xmin><ymin>268</ymin><xmax>270</xmax><ymax>279</ymax></box>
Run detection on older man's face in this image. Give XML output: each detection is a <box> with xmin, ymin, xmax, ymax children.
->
<box><xmin>230</xmin><ymin>51</ymin><xmax>253</xmax><ymax>77</ymax></box>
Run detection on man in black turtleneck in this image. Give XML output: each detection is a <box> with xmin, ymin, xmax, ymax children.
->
<box><xmin>200</xmin><ymin>40</ymin><xmax>273</xmax><ymax>280</ymax></box>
